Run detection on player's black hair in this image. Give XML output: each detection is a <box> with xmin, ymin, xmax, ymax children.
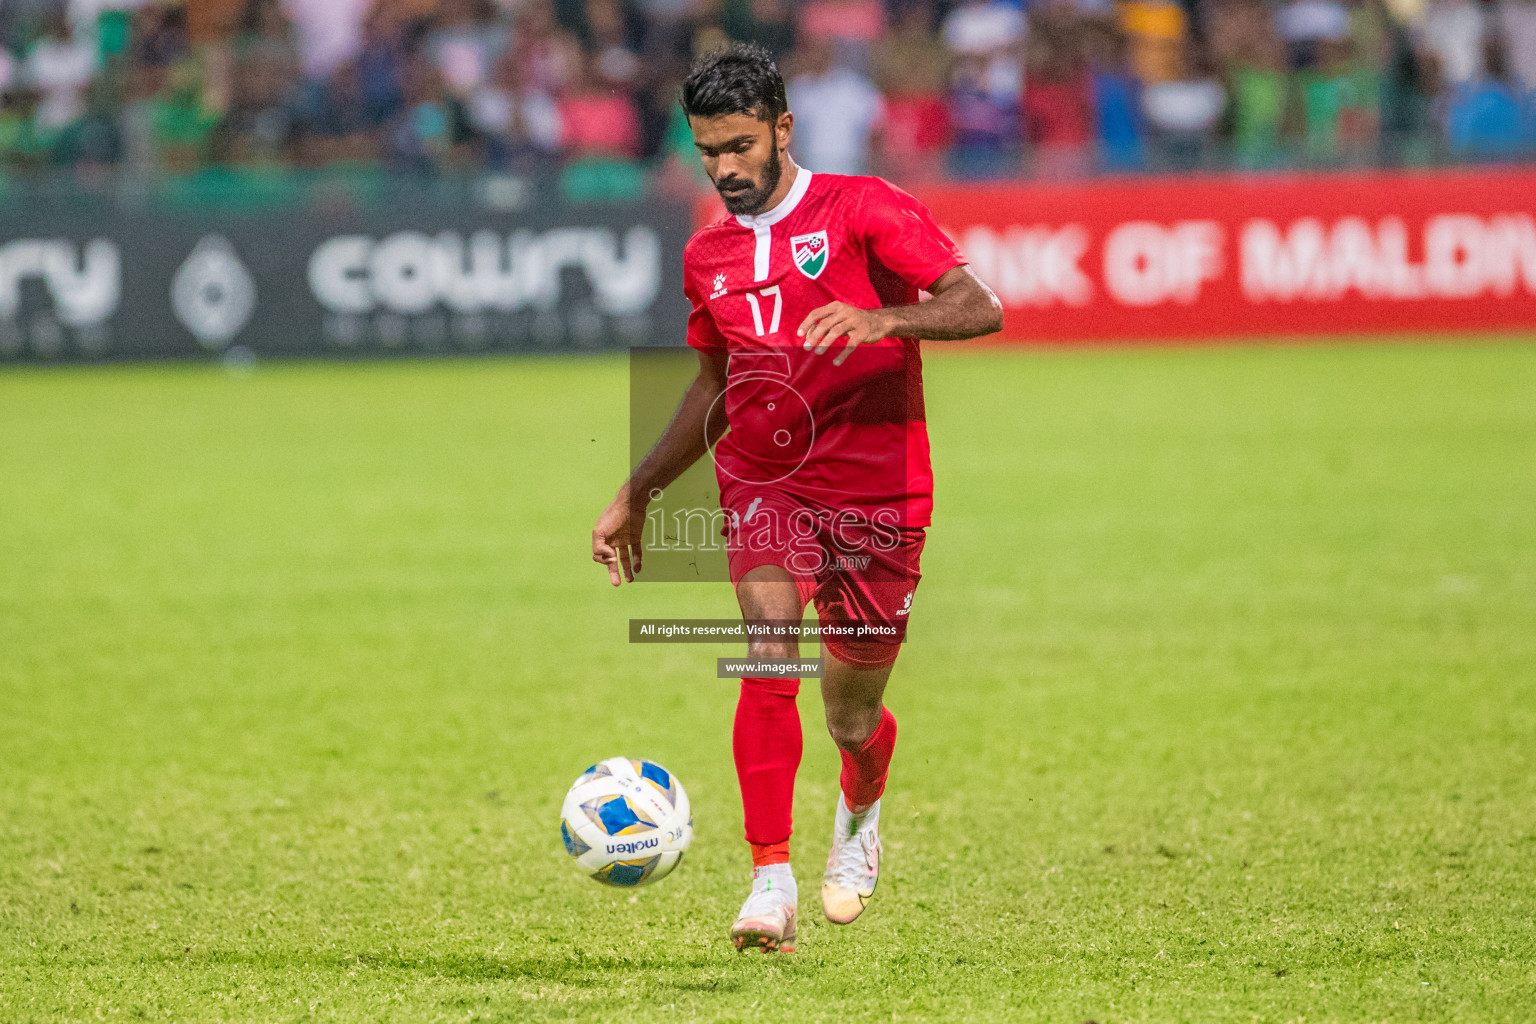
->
<box><xmin>680</xmin><ymin>42</ymin><xmax>788</xmax><ymax>126</ymax></box>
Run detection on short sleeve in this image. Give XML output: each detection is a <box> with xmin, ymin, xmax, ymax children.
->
<box><xmin>856</xmin><ymin>180</ymin><xmax>966</xmax><ymax>292</ymax></box>
<box><xmin>683</xmin><ymin>270</ymin><xmax>728</xmax><ymax>353</ymax></box>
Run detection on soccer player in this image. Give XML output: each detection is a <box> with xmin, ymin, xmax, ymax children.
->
<box><xmin>591</xmin><ymin>43</ymin><xmax>1002</xmax><ymax>952</ymax></box>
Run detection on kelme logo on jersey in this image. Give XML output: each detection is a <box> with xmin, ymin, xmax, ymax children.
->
<box><xmin>791</xmin><ymin>231</ymin><xmax>829</xmax><ymax>280</ymax></box>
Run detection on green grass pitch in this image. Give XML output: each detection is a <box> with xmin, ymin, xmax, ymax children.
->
<box><xmin>2</xmin><ymin>340</ymin><xmax>1534</xmax><ymax>1023</ymax></box>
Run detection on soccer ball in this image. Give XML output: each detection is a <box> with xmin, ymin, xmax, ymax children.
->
<box><xmin>559</xmin><ymin>757</ymin><xmax>692</xmax><ymax>887</ymax></box>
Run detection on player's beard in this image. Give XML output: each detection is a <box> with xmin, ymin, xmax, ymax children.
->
<box><xmin>715</xmin><ymin>146</ymin><xmax>783</xmax><ymax>216</ymax></box>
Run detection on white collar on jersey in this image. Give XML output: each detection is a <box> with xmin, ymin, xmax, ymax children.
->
<box><xmin>734</xmin><ymin>166</ymin><xmax>813</xmax><ymax>230</ymax></box>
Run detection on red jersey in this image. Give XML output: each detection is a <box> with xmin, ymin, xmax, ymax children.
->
<box><xmin>683</xmin><ymin>171</ymin><xmax>965</xmax><ymax>527</ymax></box>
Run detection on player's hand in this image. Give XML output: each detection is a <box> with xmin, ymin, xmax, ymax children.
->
<box><xmin>797</xmin><ymin>302</ymin><xmax>893</xmax><ymax>366</ymax></box>
<box><xmin>592</xmin><ymin>485</ymin><xmax>647</xmax><ymax>587</ymax></box>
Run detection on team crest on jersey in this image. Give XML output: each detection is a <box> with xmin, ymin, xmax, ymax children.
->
<box><xmin>791</xmin><ymin>231</ymin><xmax>829</xmax><ymax>280</ymax></box>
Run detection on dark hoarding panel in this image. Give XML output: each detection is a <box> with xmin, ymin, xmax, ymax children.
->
<box><xmin>0</xmin><ymin>200</ymin><xmax>690</xmax><ymax>362</ymax></box>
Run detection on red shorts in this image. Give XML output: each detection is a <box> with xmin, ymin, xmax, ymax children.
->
<box><xmin>722</xmin><ymin>490</ymin><xmax>924</xmax><ymax>669</ymax></box>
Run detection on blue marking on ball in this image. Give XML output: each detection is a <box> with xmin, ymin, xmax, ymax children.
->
<box><xmin>596</xmin><ymin>796</ymin><xmax>646</xmax><ymax>836</ymax></box>
<box><xmin>560</xmin><ymin>819</ymin><xmax>591</xmax><ymax>857</ymax></box>
<box><xmin>637</xmin><ymin>760</ymin><xmax>672</xmax><ymax>794</ymax></box>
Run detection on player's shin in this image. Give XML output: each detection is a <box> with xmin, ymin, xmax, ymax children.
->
<box><xmin>838</xmin><ymin>706</ymin><xmax>896</xmax><ymax>814</ymax></box>
<box><xmin>731</xmin><ymin>676</ymin><xmax>803</xmax><ymax>951</ymax></box>
<box><xmin>733</xmin><ymin>676</ymin><xmax>803</xmax><ymax>865</ymax></box>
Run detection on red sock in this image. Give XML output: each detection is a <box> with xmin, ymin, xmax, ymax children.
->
<box><xmin>733</xmin><ymin>676</ymin><xmax>802</xmax><ymax>862</ymax></box>
<box><xmin>750</xmin><ymin>840</ymin><xmax>790</xmax><ymax>867</ymax></box>
<box><xmin>838</xmin><ymin>707</ymin><xmax>897</xmax><ymax>811</ymax></box>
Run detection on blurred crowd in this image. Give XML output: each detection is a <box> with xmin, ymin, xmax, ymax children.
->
<box><xmin>1</xmin><ymin>0</ymin><xmax>1534</xmax><ymax>196</ymax></box>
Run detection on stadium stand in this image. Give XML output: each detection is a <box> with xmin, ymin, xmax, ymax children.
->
<box><xmin>0</xmin><ymin>0</ymin><xmax>1533</xmax><ymax>206</ymax></box>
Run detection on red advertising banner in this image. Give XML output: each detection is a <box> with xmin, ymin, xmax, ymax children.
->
<box><xmin>914</xmin><ymin>168</ymin><xmax>1536</xmax><ymax>343</ymax></box>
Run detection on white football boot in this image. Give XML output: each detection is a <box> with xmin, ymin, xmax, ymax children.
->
<box><xmin>821</xmin><ymin>796</ymin><xmax>881</xmax><ymax>924</ymax></box>
<box><xmin>730</xmin><ymin>865</ymin><xmax>798</xmax><ymax>952</ymax></box>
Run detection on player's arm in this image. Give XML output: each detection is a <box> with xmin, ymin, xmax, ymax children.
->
<box><xmin>798</xmin><ymin>265</ymin><xmax>1003</xmax><ymax>365</ymax></box>
<box><xmin>592</xmin><ymin>348</ymin><xmax>729</xmax><ymax>587</ymax></box>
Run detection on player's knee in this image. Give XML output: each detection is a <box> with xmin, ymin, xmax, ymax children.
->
<box><xmin>736</xmin><ymin>565</ymin><xmax>804</xmax><ymax>623</ymax></box>
<box><xmin>746</xmin><ymin>637</ymin><xmax>798</xmax><ymax>661</ymax></box>
<box><xmin>825</xmin><ymin>709</ymin><xmax>879</xmax><ymax>752</ymax></box>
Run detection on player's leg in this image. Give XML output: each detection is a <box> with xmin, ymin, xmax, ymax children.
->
<box><xmin>733</xmin><ymin>563</ymin><xmax>806</xmax><ymax>865</ymax></box>
<box><xmin>818</xmin><ymin>644</ymin><xmax>899</xmax><ymax>924</ymax></box>
<box><xmin>814</xmin><ymin>524</ymin><xmax>924</xmax><ymax>924</ymax></box>
<box><xmin>730</xmin><ymin>564</ymin><xmax>812</xmax><ymax>952</ymax></box>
